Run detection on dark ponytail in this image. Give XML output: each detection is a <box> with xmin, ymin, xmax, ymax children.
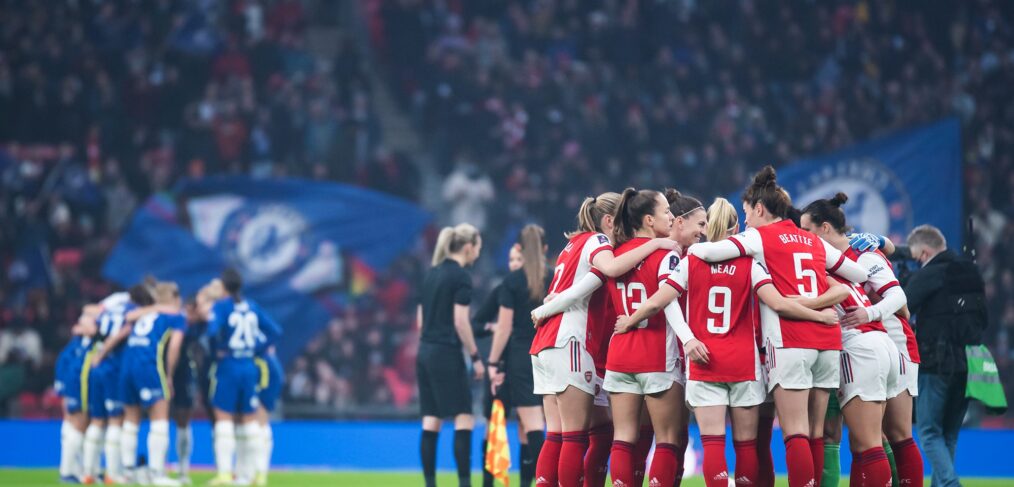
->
<box><xmin>614</xmin><ymin>188</ymin><xmax>662</xmax><ymax>245</ymax></box>
<box><xmin>741</xmin><ymin>165</ymin><xmax>792</xmax><ymax>219</ymax></box>
<box><xmin>802</xmin><ymin>192</ymin><xmax>851</xmax><ymax>234</ymax></box>
<box><xmin>664</xmin><ymin>188</ymin><xmax>704</xmax><ymax>219</ymax></box>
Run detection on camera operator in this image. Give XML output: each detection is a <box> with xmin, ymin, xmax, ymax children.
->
<box><xmin>903</xmin><ymin>224</ymin><xmax>987</xmax><ymax>487</ymax></box>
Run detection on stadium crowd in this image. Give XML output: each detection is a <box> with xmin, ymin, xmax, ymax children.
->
<box><xmin>0</xmin><ymin>0</ymin><xmax>1013</xmax><ymax>421</ymax></box>
<box><xmin>371</xmin><ymin>0</ymin><xmax>1014</xmax><ymax>420</ymax></box>
<box><xmin>0</xmin><ymin>0</ymin><xmax>422</xmax><ymax>417</ymax></box>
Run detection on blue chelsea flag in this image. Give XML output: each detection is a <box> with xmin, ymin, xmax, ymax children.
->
<box><xmin>735</xmin><ymin>118</ymin><xmax>963</xmax><ymax>247</ymax></box>
<box><xmin>103</xmin><ymin>176</ymin><xmax>431</xmax><ymax>364</ymax></box>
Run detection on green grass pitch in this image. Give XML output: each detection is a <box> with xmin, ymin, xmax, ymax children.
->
<box><xmin>1</xmin><ymin>469</ymin><xmax>1013</xmax><ymax>486</ymax></box>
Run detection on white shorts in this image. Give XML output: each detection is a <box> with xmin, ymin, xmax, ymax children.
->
<box><xmin>686</xmin><ymin>379</ymin><xmax>766</xmax><ymax>408</ymax></box>
<box><xmin>603</xmin><ymin>363</ymin><xmax>681</xmax><ymax>396</ymax></box>
<box><xmin>889</xmin><ymin>353</ymin><xmax>919</xmax><ymax>399</ymax></box>
<box><xmin>532</xmin><ymin>339</ymin><xmax>597</xmax><ymax>397</ymax></box>
<box><xmin>838</xmin><ymin>331</ymin><xmax>900</xmax><ymax>406</ymax></box>
<box><xmin>765</xmin><ymin>347</ymin><xmax>839</xmax><ymax>392</ymax></box>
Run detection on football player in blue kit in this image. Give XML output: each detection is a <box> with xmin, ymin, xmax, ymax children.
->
<box><xmin>56</xmin><ymin>321</ymin><xmax>94</xmax><ymax>483</ymax></box>
<box><xmin>206</xmin><ymin>270</ymin><xmax>281</xmax><ymax>486</ymax></box>
<box><xmin>251</xmin><ymin>344</ymin><xmax>284</xmax><ymax>485</ymax></box>
<box><xmin>94</xmin><ymin>282</ymin><xmax>186</xmax><ymax>486</ymax></box>
<box><xmin>81</xmin><ymin>285</ymin><xmax>154</xmax><ymax>485</ymax></box>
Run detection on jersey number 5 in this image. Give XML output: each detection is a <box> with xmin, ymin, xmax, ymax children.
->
<box><xmin>228</xmin><ymin>311</ymin><xmax>259</xmax><ymax>350</ymax></box>
<box><xmin>793</xmin><ymin>253</ymin><xmax>818</xmax><ymax>298</ymax></box>
<box><xmin>615</xmin><ymin>282</ymin><xmax>649</xmax><ymax>329</ymax></box>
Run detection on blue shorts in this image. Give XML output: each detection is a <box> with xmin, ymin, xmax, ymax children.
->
<box><xmin>119</xmin><ymin>357</ymin><xmax>169</xmax><ymax>408</ymax></box>
<box><xmin>211</xmin><ymin>358</ymin><xmax>260</xmax><ymax>415</ymax></box>
<box><xmin>88</xmin><ymin>360</ymin><xmax>124</xmax><ymax>418</ymax></box>
<box><xmin>255</xmin><ymin>355</ymin><xmax>284</xmax><ymax>413</ymax></box>
<box><xmin>57</xmin><ymin>354</ymin><xmax>85</xmax><ymax>414</ymax></box>
<box><xmin>171</xmin><ymin>358</ymin><xmax>196</xmax><ymax>410</ymax></box>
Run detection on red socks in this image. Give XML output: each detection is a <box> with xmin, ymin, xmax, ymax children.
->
<box><xmin>536</xmin><ymin>432</ymin><xmax>563</xmax><ymax>486</ymax></box>
<box><xmin>784</xmin><ymin>434</ymin><xmax>815</xmax><ymax>487</ymax></box>
<box><xmin>756</xmin><ymin>415</ymin><xmax>775</xmax><ymax>487</ymax></box>
<box><xmin>647</xmin><ymin>443</ymin><xmax>678</xmax><ymax>487</ymax></box>
<box><xmin>733</xmin><ymin>439</ymin><xmax>758</xmax><ymax>487</ymax></box>
<box><xmin>610</xmin><ymin>441</ymin><xmax>635</xmax><ymax>487</ymax></box>
<box><xmin>633</xmin><ymin>425</ymin><xmax>654</xmax><ymax>486</ymax></box>
<box><xmin>560</xmin><ymin>431</ymin><xmax>590</xmax><ymax>487</ymax></box>
<box><xmin>859</xmin><ymin>446</ymin><xmax>892</xmax><ymax>487</ymax></box>
<box><xmin>890</xmin><ymin>437</ymin><xmax>923</xmax><ymax>487</ymax></box>
<box><xmin>584</xmin><ymin>423</ymin><xmax>613</xmax><ymax>487</ymax></box>
<box><xmin>850</xmin><ymin>450</ymin><xmax>862</xmax><ymax>487</ymax></box>
<box><xmin>809</xmin><ymin>437</ymin><xmax>825</xmax><ymax>487</ymax></box>
<box><xmin>700</xmin><ymin>435</ymin><xmax>728</xmax><ymax>487</ymax></box>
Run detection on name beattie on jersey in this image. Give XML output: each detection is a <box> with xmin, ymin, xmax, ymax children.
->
<box><xmin>778</xmin><ymin>233</ymin><xmax>813</xmax><ymax>246</ymax></box>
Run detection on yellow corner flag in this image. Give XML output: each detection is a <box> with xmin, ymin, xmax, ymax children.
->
<box><xmin>485</xmin><ymin>399</ymin><xmax>511</xmax><ymax>486</ymax></box>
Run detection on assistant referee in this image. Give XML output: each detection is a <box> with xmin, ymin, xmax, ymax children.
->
<box><xmin>418</xmin><ymin>223</ymin><xmax>485</xmax><ymax>487</ymax></box>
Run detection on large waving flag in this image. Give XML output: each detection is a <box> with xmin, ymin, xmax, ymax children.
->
<box><xmin>733</xmin><ymin>118</ymin><xmax>963</xmax><ymax>247</ymax></box>
<box><xmin>102</xmin><ymin>176</ymin><xmax>430</xmax><ymax>363</ymax></box>
<box><xmin>485</xmin><ymin>399</ymin><xmax>511</xmax><ymax>486</ymax></box>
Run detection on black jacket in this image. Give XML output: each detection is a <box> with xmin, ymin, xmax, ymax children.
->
<box><xmin>904</xmin><ymin>250</ymin><xmax>988</xmax><ymax>375</ymax></box>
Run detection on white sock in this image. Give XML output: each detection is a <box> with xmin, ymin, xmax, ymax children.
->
<box><xmin>240</xmin><ymin>422</ymin><xmax>263</xmax><ymax>479</ymax></box>
<box><xmin>213</xmin><ymin>421</ymin><xmax>236</xmax><ymax>477</ymax></box>
<box><xmin>82</xmin><ymin>424</ymin><xmax>105</xmax><ymax>477</ymax></box>
<box><xmin>235</xmin><ymin>423</ymin><xmax>249</xmax><ymax>479</ymax></box>
<box><xmin>176</xmin><ymin>424</ymin><xmax>193</xmax><ymax>476</ymax></box>
<box><xmin>256</xmin><ymin>423</ymin><xmax>272</xmax><ymax>475</ymax></box>
<box><xmin>147</xmin><ymin>420</ymin><xmax>170</xmax><ymax>477</ymax></box>
<box><xmin>60</xmin><ymin>421</ymin><xmax>84</xmax><ymax>477</ymax></box>
<box><xmin>121</xmin><ymin>421</ymin><xmax>139</xmax><ymax>470</ymax></box>
<box><xmin>105</xmin><ymin>423</ymin><xmax>123</xmax><ymax>479</ymax></box>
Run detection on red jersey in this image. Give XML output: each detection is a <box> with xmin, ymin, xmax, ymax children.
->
<box><xmin>606</xmin><ymin>238</ymin><xmax>681</xmax><ymax>374</ymax></box>
<box><xmin>731</xmin><ymin>220</ymin><xmax>842</xmax><ymax>350</ymax></box>
<box><xmin>853</xmin><ymin>249</ymin><xmax>921</xmax><ymax>362</ymax></box>
<box><xmin>669</xmin><ymin>255</ymin><xmax>771</xmax><ymax>382</ymax></box>
<box><xmin>832</xmin><ymin>247</ymin><xmax>886</xmax><ymax>336</ymax></box>
<box><xmin>587</xmin><ymin>286</ymin><xmax>615</xmax><ymax>376</ymax></box>
<box><xmin>530</xmin><ymin>232</ymin><xmax>612</xmax><ymax>355</ymax></box>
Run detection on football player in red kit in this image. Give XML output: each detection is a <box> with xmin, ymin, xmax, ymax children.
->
<box><xmin>688</xmin><ymin>167</ymin><xmax>868</xmax><ymax>487</ymax></box>
<box><xmin>600</xmin><ymin>189</ymin><xmax>684</xmax><ymax>487</ymax></box>
<box><xmin>616</xmin><ymin>197</ymin><xmax>843</xmax><ymax>487</ymax></box>
<box><xmin>801</xmin><ymin>193</ymin><xmax>921</xmax><ymax>487</ymax></box>
<box><xmin>530</xmin><ymin>192</ymin><xmax>676</xmax><ymax>487</ymax></box>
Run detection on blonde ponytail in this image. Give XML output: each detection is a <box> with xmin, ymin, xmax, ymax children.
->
<box><xmin>519</xmin><ymin>224</ymin><xmax>548</xmax><ymax>301</ymax></box>
<box><xmin>706</xmin><ymin>197</ymin><xmax>739</xmax><ymax>242</ymax></box>
<box><xmin>431</xmin><ymin>224</ymin><xmax>481</xmax><ymax>266</ymax></box>
<box><xmin>566</xmin><ymin>192</ymin><xmax>621</xmax><ymax>238</ymax></box>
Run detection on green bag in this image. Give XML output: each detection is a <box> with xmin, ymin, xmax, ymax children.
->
<box><xmin>965</xmin><ymin>345</ymin><xmax>1008</xmax><ymax>414</ymax></box>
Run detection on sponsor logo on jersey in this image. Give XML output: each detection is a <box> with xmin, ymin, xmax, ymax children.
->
<box><xmin>792</xmin><ymin>158</ymin><xmax>911</xmax><ymax>241</ymax></box>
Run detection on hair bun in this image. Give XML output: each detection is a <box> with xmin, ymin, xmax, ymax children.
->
<box><xmin>830</xmin><ymin>192</ymin><xmax>849</xmax><ymax>207</ymax></box>
<box><xmin>753</xmin><ymin>165</ymin><xmax>778</xmax><ymax>187</ymax></box>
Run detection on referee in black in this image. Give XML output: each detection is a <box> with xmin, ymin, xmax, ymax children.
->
<box><xmin>418</xmin><ymin>223</ymin><xmax>485</xmax><ymax>487</ymax></box>
<box><xmin>487</xmin><ymin>224</ymin><xmax>550</xmax><ymax>487</ymax></box>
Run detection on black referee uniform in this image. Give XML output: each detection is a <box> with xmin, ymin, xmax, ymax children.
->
<box><xmin>417</xmin><ymin>259</ymin><xmax>474</xmax><ymax>418</ymax></box>
<box><xmin>497</xmin><ymin>269</ymin><xmax>548</xmax><ymax>408</ymax></box>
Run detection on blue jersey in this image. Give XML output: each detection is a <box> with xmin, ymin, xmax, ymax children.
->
<box><xmin>124</xmin><ymin>312</ymin><xmax>186</xmax><ymax>365</ymax></box>
<box><xmin>208</xmin><ymin>298</ymin><xmax>281</xmax><ymax>359</ymax></box>
<box><xmin>97</xmin><ymin>302</ymin><xmax>135</xmax><ymax>367</ymax></box>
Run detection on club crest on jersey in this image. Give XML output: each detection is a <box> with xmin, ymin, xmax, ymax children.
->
<box><xmin>220</xmin><ymin>204</ymin><xmax>313</xmax><ymax>283</ymax></box>
<box><xmin>792</xmin><ymin>158</ymin><xmax>911</xmax><ymax>241</ymax></box>
<box><xmin>585</xmin><ymin>371</ymin><xmax>593</xmax><ymax>383</ymax></box>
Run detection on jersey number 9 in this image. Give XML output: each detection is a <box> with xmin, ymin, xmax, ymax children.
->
<box><xmin>706</xmin><ymin>286</ymin><xmax>732</xmax><ymax>334</ymax></box>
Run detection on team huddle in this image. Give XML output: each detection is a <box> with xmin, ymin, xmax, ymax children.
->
<box><xmin>54</xmin><ymin>270</ymin><xmax>284</xmax><ymax>486</ymax></box>
<box><xmin>417</xmin><ymin>165</ymin><xmax>924</xmax><ymax>487</ymax></box>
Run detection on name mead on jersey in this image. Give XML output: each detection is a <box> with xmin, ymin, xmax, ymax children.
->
<box><xmin>710</xmin><ymin>264</ymin><xmax>737</xmax><ymax>275</ymax></box>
